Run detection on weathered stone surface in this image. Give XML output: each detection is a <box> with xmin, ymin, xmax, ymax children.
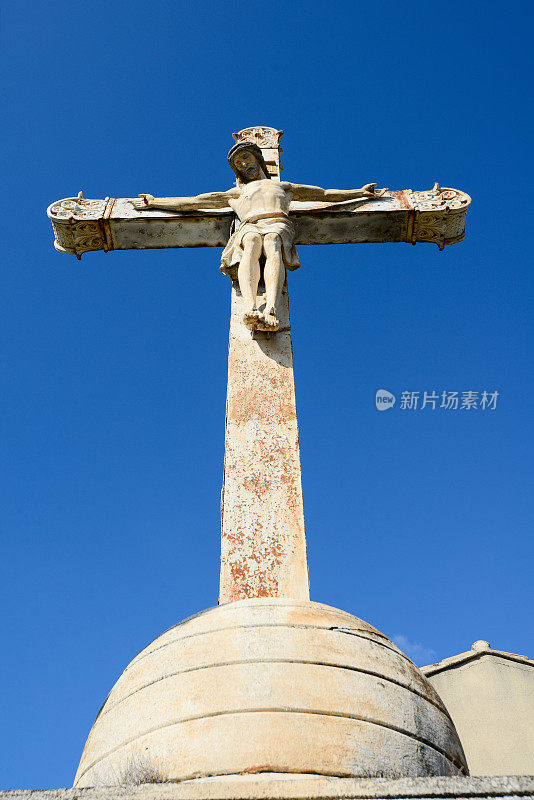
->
<box><xmin>3</xmin><ymin>776</ymin><xmax>533</xmax><ymax>800</ymax></box>
<box><xmin>423</xmin><ymin>643</ymin><xmax>534</xmax><ymax>776</ymax></box>
<box><xmin>72</xmin><ymin>600</ymin><xmax>467</xmax><ymax>787</ymax></box>
<box><xmin>220</xmin><ymin>284</ymin><xmax>308</xmax><ymax>602</ymax></box>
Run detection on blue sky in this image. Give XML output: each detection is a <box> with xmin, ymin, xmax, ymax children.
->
<box><xmin>2</xmin><ymin>0</ymin><xmax>533</xmax><ymax>789</ymax></box>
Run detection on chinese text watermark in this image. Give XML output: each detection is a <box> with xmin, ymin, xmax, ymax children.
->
<box><xmin>375</xmin><ymin>389</ymin><xmax>499</xmax><ymax>412</ymax></box>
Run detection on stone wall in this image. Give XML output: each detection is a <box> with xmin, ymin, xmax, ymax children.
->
<box><xmin>1</xmin><ymin>776</ymin><xmax>533</xmax><ymax>800</ymax></box>
<box><xmin>423</xmin><ymin>645</ymin><xmax>534</xmax><ymax>776</ymax></box>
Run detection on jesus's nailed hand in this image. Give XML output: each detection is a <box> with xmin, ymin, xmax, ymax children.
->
<box><xmin>132</xmin><ymin>194</ymin><xmax>154</xmax><ymax>210</ymax></box>
<box><xmin>362</xmin><ymin>183</ymin><xmax>388</xmax><ymax>198</ymax></box>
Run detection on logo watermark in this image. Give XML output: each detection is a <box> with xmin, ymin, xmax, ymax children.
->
<box><xmin>375</xmin><ymin>389</ymin><xmax>396</xmax><ymax>411</ymax></box>
<box><xmin>375</xmin><ymin>390</ymin><xmax>499</xmax><ymax>411</ymax></box>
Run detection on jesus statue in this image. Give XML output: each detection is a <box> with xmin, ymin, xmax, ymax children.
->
<box><xmin>133</xmin><ymin>142</ymin><xmax>386</xmax><ymax>331</ymax></box>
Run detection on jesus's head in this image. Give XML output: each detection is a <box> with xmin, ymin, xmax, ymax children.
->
<box><xmin>228</xmin><ymin>142</ymin><xmax>271</xmax><ymax>184</ymax></box>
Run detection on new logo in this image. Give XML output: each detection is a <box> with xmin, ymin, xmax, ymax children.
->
<box><xmin>375</xmin><ymin>389</ymin><xmax>396</xmax><ymax>411</ymax></box>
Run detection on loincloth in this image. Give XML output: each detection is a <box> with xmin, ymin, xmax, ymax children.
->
<box><xmin>220</xmin><ymin>214</ymin><xmax>300</xmax><ymax>277</ymax></box>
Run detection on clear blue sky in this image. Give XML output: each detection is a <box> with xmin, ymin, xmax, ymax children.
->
<box><xmin>2</xmin><ymin>0</ymin><xmax>533</xmax><ymax>789</ymax></box>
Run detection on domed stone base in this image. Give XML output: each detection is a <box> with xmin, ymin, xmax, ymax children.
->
<box><xmin>74</xmin><ymin>599</ymin><xmax>467</xmax><ymax>786</ymax></box>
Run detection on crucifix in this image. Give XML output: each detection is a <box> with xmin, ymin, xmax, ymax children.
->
<box><xmin>47</xmin><ymin>126</ymin><xmax>470</xmax><ymax>606</ymax></box>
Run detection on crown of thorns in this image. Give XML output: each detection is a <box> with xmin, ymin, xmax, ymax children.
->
<box><xmin>227</xmin><ymin>141</ymin><xmax>271</xmax><ymax>180</ymax></box>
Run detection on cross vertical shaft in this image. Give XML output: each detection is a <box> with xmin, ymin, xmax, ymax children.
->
<box><xmin>219</xmin><ymin>280</ymin><xmax>309</xmax><ymax>603</ymax></box>
<box><xmin>219</xmin><ymin>127</ymin><xmax>309</xmax><ymax>603</ymax></box>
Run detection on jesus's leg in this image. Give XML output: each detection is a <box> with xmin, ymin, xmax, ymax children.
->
<box><xmin>261</xmin><ymin>233</ymin><xmax>285</xmax><ymax>331</ymax></box>
<box><xmin>238</xmin><ymin>232</ymin><xmax>262</xmax><ymax>329</ymax></box>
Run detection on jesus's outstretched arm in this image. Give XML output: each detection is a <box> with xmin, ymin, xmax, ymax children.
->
<box><xmin>132</xmin><ymin>188</ymin><xmax>239</xmax><ymax>211</ymax></box>
<box><xmin>286</xmin><ymin>182</ymin><xmax>387</xmax><ymax>202</ymax></box>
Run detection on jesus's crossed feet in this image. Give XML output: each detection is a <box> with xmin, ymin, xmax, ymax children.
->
<box><xmin>243</xmin><ymin>307</ymin><xmax>280</xmax><ymax>332</ymax></box>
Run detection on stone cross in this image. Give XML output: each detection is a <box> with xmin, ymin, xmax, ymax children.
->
<box><xmin>47</xmin><ymin>126</ymin><xmax>470</xmax><ymax>605</ymax></box>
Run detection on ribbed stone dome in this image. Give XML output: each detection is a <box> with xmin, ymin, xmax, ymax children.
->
<box><xmin>74</xmin><ymin>599</ymin><xmax>467</xmax><ymax>786</ymax></box>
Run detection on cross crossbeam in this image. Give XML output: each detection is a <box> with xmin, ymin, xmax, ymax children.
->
<box><xmin>48</xmin><ymin>184</ymin><xmax>470</xmax><ymax>260</ymax></box>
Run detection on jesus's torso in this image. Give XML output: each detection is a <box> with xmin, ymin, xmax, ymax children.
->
<box><xmin>229</xmin><ymin>180</ymin><xmax>292</xmax><ymax>222</ymax></box>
